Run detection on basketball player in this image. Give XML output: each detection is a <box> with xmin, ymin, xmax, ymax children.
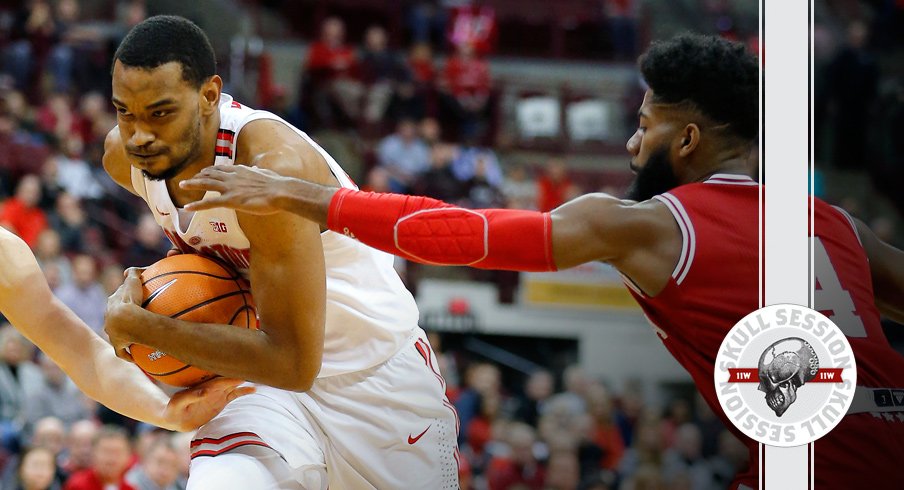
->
<box><xmin>181</xmin><ymin>34</ymin><xmax>904</xmax><ymax>488</ymax></box>
<box><xmin>102</xmin><ymin>16</ymin><xmax>458</xmax><ymax>490</ymax></box>
<box><xmin>0</xmin><ymin>225</ymin><xmax>251</xmax><ymax>433</ymax></box>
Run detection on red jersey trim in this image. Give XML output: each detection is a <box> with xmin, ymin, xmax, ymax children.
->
<box><xmin>830</xmin><ymin>205</ymin><xmax>863</xmax><ymax>247</ymax></box>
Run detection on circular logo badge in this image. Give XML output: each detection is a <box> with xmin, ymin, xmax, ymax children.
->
<box><xmin>713</xmin><ymin>304</ymin><xmax>857</xmax><ymax>447</ymax></box>
<box><xmin>189</xmin><ymin>236</ymin><xmax>202</xmax><ymax>246</ymax></box>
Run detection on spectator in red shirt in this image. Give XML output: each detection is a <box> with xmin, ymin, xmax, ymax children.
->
<box><xmin>304</xmin><ymin>17</ymin><xmax>364</xmax><ymax>127</ymax></box>
<box><xmin>439</xmin><ymin>43</ymin><xmax>492</xmax><ymax>140</ymax></box>
<box><xmin>0</xmin><ymin>174</ymin><xmax>48</xmax><ymax>247</ymax></box>
<box><xmin>536</xmin><ymin>158</ymin><xmax>574</xmax><ymax>212</ymax></box>
<box><xmin>447</xmin><ymin>4</ymin><xmax>498</xmax><ymax>57</ymax></box>
<box><xmin>63</xmin><ymin>426</ymin><xmax>135</xmax><ymax>490</ymax></box>
<box><xmin>486</xmin><ymin>423</ymin><xmax>546</xmax><ymax>490</ymax></box>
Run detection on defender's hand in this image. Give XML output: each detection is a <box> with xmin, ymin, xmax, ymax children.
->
<box><xmin>105</xmin><ymin>267</ymin><xmax>145</xmax><ymax>362</ymax></box>
<box><xmin>181</xmin><ymin>166</ymin><xmax>287</xmax><ymax>215</ymax></box>
<box><xmin>164</xmin><ymin>377</ymin><xmax>255</xmax><ymax>432</ymax></box>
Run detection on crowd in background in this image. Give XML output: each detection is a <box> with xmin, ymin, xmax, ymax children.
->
<box><xmin>0</xmin><ymin>0</ymin><xmax>901</xmax><ymax>489</ymax></box>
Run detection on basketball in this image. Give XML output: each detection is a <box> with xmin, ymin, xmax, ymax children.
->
<box><xmin>131</xmin><ymin>254</ymin><xmax>257</xmax><ymax>387</ymax></box>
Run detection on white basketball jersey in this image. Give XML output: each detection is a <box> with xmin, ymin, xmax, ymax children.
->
<box><xmin>129</xmin><ymin>94</ymin><xmax>420</xmax><ymax>377</ymax></box>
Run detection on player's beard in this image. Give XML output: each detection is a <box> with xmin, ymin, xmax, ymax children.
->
<box><xmin>143</xmin><ymin>113</ymin><xmax>203</xmax><ymax>182</ymax></box>
<box><xmin>625</xmin><ymin>147</ymin><xmax>680</xmax><ymax>202</ymax></box>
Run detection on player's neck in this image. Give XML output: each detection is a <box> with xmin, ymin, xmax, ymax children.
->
<box><xmin>686</xmin><ymin>146</ymin><xmax>754</xmax><ymax>184</ymax></box>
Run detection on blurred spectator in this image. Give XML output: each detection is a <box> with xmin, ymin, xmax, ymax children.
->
<box><xmin>36</xmin><ymin>93</ymin><xmax>81</xmax><ymax>143</ymax></box>
<box><xmin>584</xmin><ymin>384</ymin><xmax>624</xmax><ymax>473</ymax></box>
<box><xmin>304</xmin><ymin>17</ymin><xmax>364</xmax><ymax>127</ymax></box>
<box><xmin>660</xmin><ymin>399</ymin><xmax>691</xmax><ymax>449</ymax></box>
<box><xmin>827</xmin><ymin>21</ymin><xmax>879</xmax><ymax>169</ymax></box>
<box><xmin>0</xmin><ymin>105</ymin><xmax>51</xmax><ymax>189</ymax></box>
<box><xmin>660</xmin><ymin>423</ymin><xmax>714</xmax><ymax>489</ymax></box>
<box><xmin>447</xmin><ymin>4</ymin><xmax>498</xmax><ymax>56</ymax></box>
<box><xmin>63</xmin><ymin>425</ymin><xmax>134</xmax><ymax>490</ymax></box>
<box><xmin>439</xmin><ymin>43</ymin><xmax>492</xmax><ymax>140</ymax></box>
<box><xmin>358</xmin><ymin>26</ymin><xmax>416</xmax><ymax>123</ymax></box>
<box><xmin>0</xmin><ymin>325</ymin><xmax>43</xmax><ymax>454</ymax></box>
<box><xmin>419</xmin><ymin>117</ymin><xmax>443</xmax><ymax>147</ymax></box>
<box><xmin>545</xmin><ymin>450</ymin><xmax>581</xmax><ymax>490</ymax></box>
<box><xmin>617</xmin><ymin>416</ymin><xmax>664</xmax><ymax>478</ymax></box>
<box><xmin>263</xmin><ymin>84</ymin><xmax>305</xmax><ymax>132</ymax></box>
<box><xmin>1</xmin><ymin>417</ymin><xmax>67</xmax><ymax>489</ymax></box>
<box><xmin>167</xmin><ymin>432</ymin><xmax>191</xmax><ymax>489</ymax></box>
<box><xmin>3</xmin><ymin>0</ymin><xmax>63</xmax><ymax>99</ymax></box>
<box><xmin>360</xmin><ymin>167</ymin><xmax>392</xmax><ymax>194</ymax></box>
<box><xmin>121</xmin><ymin>214</ymin><xmax>167</xmax><ymax>268</ymax></box>
<box><xmin>54</xmin><ymin>255</ymin><xmax>105</xmax><ymax>334</ymax></box>
<box><xmin>74</xmin><ymin>93</ymin><xmax>112</xmax><ymax>148</ymax></box>
<box><xmin>460</xmin><ymin>155</ymin><xmax>505</xmax><ymax>209</ymax></box>
<box><xmin>48</xmin><ymin>193</ymin><xmax>88</xmax><ymax>252</ymax></box>
<box><xmin>455</xmin><ymin>362</ymin><xmax>502</xmax><ymax>445</ymax></box>
<box><xmin>125</xmin><ymin>436</ymin><xmax>183</xmax><ymax>490</ymax></box>
<box><xmin>537</xmin><ymin>158</ymin><xmax>573</xmax><ymax>212</ymax></box>
<box><xmin>708</xmin><ymin>430</ymin><xmax>748</xmax><ymax>490</ymax></box>
<box><xmin>376</xmin><ymin>118</ymin><xmax>431</xmax><ymax>193</ymax></box>
<box><xmin>544</xmin><ymin>365</ymin><xmax>591</xmax><ymax>417</ymax></box>
<box><xmin>407</xmin><ymin>0</ymin><xmax>453</xmax><ymax>46</ymax></box>
<box><xmin>451</xmin><ymin>145</ymin><xmax>502</xmax><ymax>187</ymax></box>
<box><xmin>50</xmin><ymin>136</ymin><xmax>104</xmax><ymax>201</ymax></box>
<box><xmin>99</xmin><ymin>264</ymin><xmax>125</xmax><ymax>297</ymax></box>
<box><xmin>407</xmin><ymin>45</ymin><xmax>438</xmax><ymax>119</ymax></box>
<box><xmin>512</xmin><ymin>369</ymin><xmax>554</xmax><ymax>428</ymax></box>
<box><xmin>23</xmin><ymin>354</ymin><xmax>91</xmax><ymax>430</ymax></box>
<box><xmin>34</xmin><ymin>229</ymin><xmax>72</xmax><ymax>285</ymax></box>
<box><xmin>412</xmin><ymin>143</ymin><xmax>462</xmax><ymax>202</ymax></box>
<box><xmin>604</xmin><ymin>0</ymin><xmax>639</xmax><ymax>61</ymax></box>
<box><xmin>60</xmin><ymin>421</ymin><xmax>97</xmax><ymax>477</ymax></box>
<box><xmin>0</xmin><ymin>174</ymin><xmax>48</xmax><ymax>247</ymax></box>
<box><xmin>485</xmin><ymin>422</ymin><xmax>545</xmax><ymax>490</ymax></box>
<box><xmin>11</xmin><ymin>445</ymin><xmax>61</xmax><ymax>490</ymax></box>
<box><xmin>501</xmin><ymin>164</ymin><xmax>538</xmax><ymax>210</ymax></box>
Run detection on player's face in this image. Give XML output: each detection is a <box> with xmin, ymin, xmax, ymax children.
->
<box><xmin>111</xmin><ymin>61</ymin><xmax>207</xmax><ymax>181</ymax></box>
<box><xmin>625</xmin><ymin>90</ymin><xmax>682</xmax><ymax>201</ymax></box>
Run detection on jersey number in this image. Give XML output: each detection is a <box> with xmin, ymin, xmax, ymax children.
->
<box><xmin>813</xmin><ymin>237</ymin><xmax>866</xmax><ymax>337</ymax></box>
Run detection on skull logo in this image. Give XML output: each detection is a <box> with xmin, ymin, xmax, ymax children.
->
<box><xmin>757</xmin><ymin>338</ymin><xmax>819</xmax><ymax>417</ymax></box>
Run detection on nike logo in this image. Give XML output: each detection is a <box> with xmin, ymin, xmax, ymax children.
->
<box><xmin>407</xmin><ymin>425</ymin><xmax>431</xmax><ymax>445</ymax></box>
<box><xmin>156</xmin><ymin>207</ymin><xmax>170</xmax><ymax>216</ymax></box>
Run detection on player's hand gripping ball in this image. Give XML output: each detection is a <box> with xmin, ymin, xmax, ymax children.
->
<box><xmin>131</xmin><ymin>254</ymin><xmax>257</xmax><ymax>387</ymax></box>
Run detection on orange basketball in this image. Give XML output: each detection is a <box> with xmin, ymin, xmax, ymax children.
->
<box><xmin>131</xmin><ymin>254</ymin><xmax>256</xmax><ymax>387</ymax></box>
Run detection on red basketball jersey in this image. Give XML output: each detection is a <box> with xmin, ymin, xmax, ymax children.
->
<box><xmin>626</xmin><ymin>173</ymin><xmax>904</xmax><ymax>489</ymax></box>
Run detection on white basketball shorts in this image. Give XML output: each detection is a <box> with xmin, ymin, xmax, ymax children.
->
<box><xmin>188</xmin><ymin>330</ymin><xmax>460</xmax><ymax>489</ymax></box>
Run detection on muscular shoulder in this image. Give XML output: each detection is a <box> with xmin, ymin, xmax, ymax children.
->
<box><xmin>234</xmin><ymin>119</ymin><xmax>337</xmax><ymax>187</ymax></box>
<box><xmin>563</xmin><ymin>193</ymin><xmax>676</xmax><ymax>242</ymax></box>
<box><xmin>102</xmin><ymin>126</ymin><xmax>136</xmax><ymax>194</ymax></box>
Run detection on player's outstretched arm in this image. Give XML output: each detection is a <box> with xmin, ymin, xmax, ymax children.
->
<box><xmin>182</xmin><ymin>166</ymin><xmax>673</xmax><ymax>280</ymax></box>
<box><xmin>0</xmin><ymin>229</ymin><xmax>252</xmax><ymax>431</ymax></box>
<box><xmin>855</xmin><ymin>218</ymin><xmax>904</xmax><ymax>323</ymax></box>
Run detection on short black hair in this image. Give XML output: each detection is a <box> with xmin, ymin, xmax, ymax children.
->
<box><xmin>639</xmin><ymin>34</ymin><xmax>758</xmax><ymax>141</ymax></box>
<box><xmin>113</xmin><ymin>15</ymin><xmax>216</xmax><ymax>87</ymax></box>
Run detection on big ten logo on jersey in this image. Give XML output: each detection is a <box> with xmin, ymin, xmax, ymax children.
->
<box><xmin>210</xmin><ymin>221</ymin><xmax>228</xmax><ymax>233</ymax></box>
<box><xmin>812</xmin><ymin>237</ymin><xmax>865</xmax><ymax>337</ymax></box>
<box><xmin>162</xmin><ymin>229</ymin><xmax>251</xmax><ymax>272</ymax></box>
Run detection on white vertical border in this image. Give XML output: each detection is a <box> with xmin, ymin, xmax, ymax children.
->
<box><xmin>762</xmin><ymin>0</ymin><xmax>812</xmax><ymax>488</ymax></box>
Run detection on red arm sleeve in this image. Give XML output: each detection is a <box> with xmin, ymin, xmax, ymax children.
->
<box><xmin>327</xmin><ymin>188</ymin><xmax>557</xmax><ymax>272</ymax></box>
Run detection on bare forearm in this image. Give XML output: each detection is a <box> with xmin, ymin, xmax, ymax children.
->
<box><xmin>117</xmin><ymin>305</ymin><xmax>315</xmax><ymax>391</ymax></box>
<box><xmin>278</xmin><ymin>179</ymin><xmax>337</xmax><ymax>227</ymax></box>
<box><xmin>20</xmin><ymin>299</ymin><xmax>173</xmax><ymax>429</ymax></box>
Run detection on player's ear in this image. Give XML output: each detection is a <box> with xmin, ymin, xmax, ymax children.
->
<box><xmin>199</xmin><ymin>75</ymin><xmax>223</xmax><ymax>117</ymax></box>
<box><xmin>677</xmin><ymin>123</ymin><xmax>700</xmax><ymax>157</ymax></box>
